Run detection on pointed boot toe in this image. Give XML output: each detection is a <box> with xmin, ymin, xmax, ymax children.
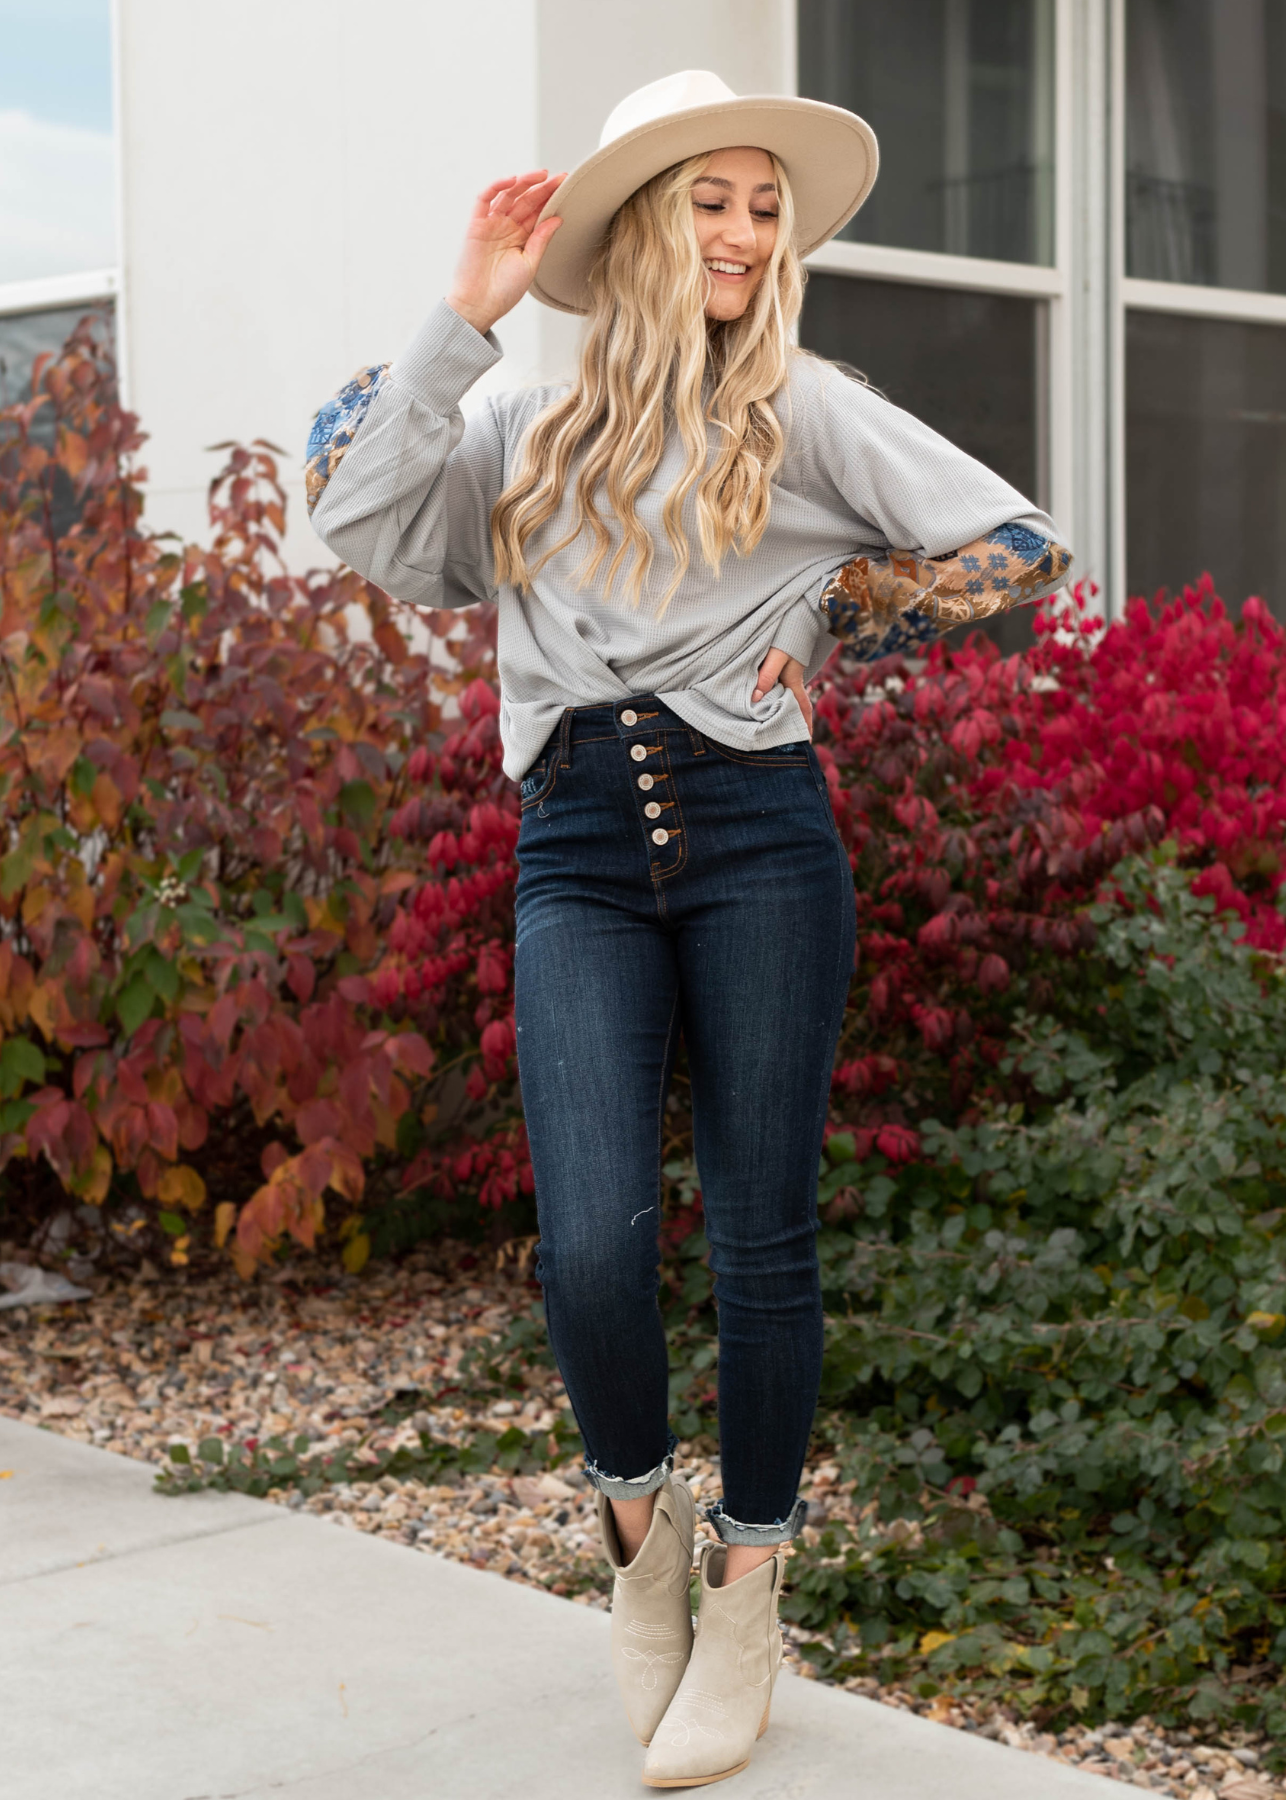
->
<box><xmin>642</xmin><ymin>1545</ymin><xmax>785</xmax><ymax>1788</ymax></box>
<box><xmin>598</xmin><ymin>1475</ymin><xmax>696</xmax><ymax>1745</ymax></box>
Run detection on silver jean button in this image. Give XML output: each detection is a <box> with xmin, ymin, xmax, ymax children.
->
<box><xmin>651</xmin><ymin>828</ymin><xmax>669</xmax><ymax>845</ymax></box>
<box><xmin>620</xmin><ymin>708</ymin><xmax>638</xmax><ymax>726</ymax></box>
<box><xmin>644</xmin><ymin>801</ymin><xmax>661</xmax><ymax>819</ymax></box>
<box><xmin>637</xmin><ymin>773</ymin><xmax>654</xmax><ymax>790</ymax></box>
<box><xmin>630</xmin><ymin>744</ymin><xmax>647</xmax><ymax>762</ymax></box>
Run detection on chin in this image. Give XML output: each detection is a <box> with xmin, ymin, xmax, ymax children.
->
<box><xmin>706</xmin><ymin>296</ymin><xmax>754</xmax><ymax>324</ymax></box>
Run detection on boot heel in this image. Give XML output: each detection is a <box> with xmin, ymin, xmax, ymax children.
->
<box><xmin>757</xmin><ymin>1698</ymin><xmax>771</xmax><ymax>1739</ymax></box>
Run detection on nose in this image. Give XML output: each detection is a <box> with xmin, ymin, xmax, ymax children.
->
<box><xmin>718</xmin><ymin>206</ymin><xmax>757</xmax><ymax>254</ymax></box>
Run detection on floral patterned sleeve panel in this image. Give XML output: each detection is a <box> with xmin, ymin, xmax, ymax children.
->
<box><xmin>304</xmin><ymin>364</ymin><xmax>390</xmax><ymax>517</ymax></box>
<box><xmin>820</xmin><ymin>522</ymin><xmax>1073</xmax><ymax>664</ymax></box>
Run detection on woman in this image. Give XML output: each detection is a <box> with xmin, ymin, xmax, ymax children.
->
<box><xmin>308</xmin><ymin>70</ymin><xmax>1071</xmax><ymax>1788</ymax></box>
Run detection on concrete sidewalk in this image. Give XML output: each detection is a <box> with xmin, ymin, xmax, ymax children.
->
<box><xmin>0</xmin><ymin>1417</ymin><xmax>1115</xmax><ymax>1799</ymax></box>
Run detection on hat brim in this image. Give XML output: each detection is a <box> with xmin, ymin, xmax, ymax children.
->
<box><xmin>529</xmin><ymin>95</ymin><xmax>879</xmax><ymax>316</ymax></box>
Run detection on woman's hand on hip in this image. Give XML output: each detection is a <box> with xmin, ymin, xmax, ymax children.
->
<box><xmin>445</xmin><ymin>170</ymin><xmax>566</xmax><ymax>338</ymax></box>
<box><xmin>752</xmin><ymin>648</ymin><xmax>813</xmax><ymax>739</ymax></box>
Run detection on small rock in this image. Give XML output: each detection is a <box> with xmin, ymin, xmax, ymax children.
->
<box><xmin>1233</xmin><ymin>1752</ymin><xmax>1260</xmax><ymax>1770</ymax></box>
<box><xmin>535</xmin><ymin>1471</ymin><xmax>576</xmax><ymax>1501</ymax></box>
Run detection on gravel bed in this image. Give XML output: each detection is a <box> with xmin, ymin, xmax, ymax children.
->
<box><xmin>0</xmin><ymin>1243</ymin><xmax>1279</xmax><ymax>1794</ymax></box>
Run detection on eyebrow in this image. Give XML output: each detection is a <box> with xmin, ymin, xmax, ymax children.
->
<box><xmin>693</xmin><ymin>176</ymin><xmax>779</xmax><ymax>194</ymax></box>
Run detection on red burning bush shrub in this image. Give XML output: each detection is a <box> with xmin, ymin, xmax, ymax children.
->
<box><xmin>812</xmin><ymin>579</ymin><xmax>1286</xmax><ymax>1147</ymax></box>
<box><xmin>5</xmin><ymin>323</ymin><xmax>1283</xmax><ymax>1270</ymax></box>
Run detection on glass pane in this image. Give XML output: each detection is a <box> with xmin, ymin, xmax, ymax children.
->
<box><xmin>0</xmin><ymin>0</ymin><xmax>116</xmax><ymax>283</ymax></box>
<box><xmin>797</xmin><ymin>0</ymin><xmax>1055</xmax><ymax>265</ymax></box>
<box><xmin>1127</xmin><ymin>0</ymin><xmax>1286</xmax><ymax>293</ymax></box>
<box><xmin>0</xmin><ymin>303</ymin><xmax>114</xmax><ymax>412</ymax></box>
<box><xmin>800</xmin><ymin>274</ymin><xmax>1044</xmax><ymax>655</ymax></box>
<box><xmin>1127</xmin><ymin>308</ymin><xmax>1286</xmax><ymax>618</ymax></box>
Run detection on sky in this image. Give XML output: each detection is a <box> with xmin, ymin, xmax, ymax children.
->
<box><xmin>0</xmin><ymin>0</ymin><xmax>116</xmax><ymax>284</ymax></box>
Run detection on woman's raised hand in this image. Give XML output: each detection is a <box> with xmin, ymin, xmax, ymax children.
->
<box><xmin>445</xmin><ymin>170</ymin><xmax>565</xmax><ymax>338</ymax></box>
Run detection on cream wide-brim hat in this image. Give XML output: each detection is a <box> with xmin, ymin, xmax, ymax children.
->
<box><xmin>531</xmin><ymin>69</ymin><xmax>879</xmax><ymax>316</ymax></box>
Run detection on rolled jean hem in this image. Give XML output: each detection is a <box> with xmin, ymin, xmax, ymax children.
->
<box><xmin>581</xmin><ymin>1431</ymin><xmax>677</xmax><ymax>1502</ymax></box>
<box><xmin>704</xmin><ymin>1496</ymin><xmax>807</xmax><ymax>1546</ymax></box>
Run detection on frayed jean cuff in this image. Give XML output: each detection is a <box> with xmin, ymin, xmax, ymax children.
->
<box><xmin>582</xmin><ymin>1431</ymin><xmax>677</xmax><ymax>1502</ymax></box>
<box><xmin>705</xmin><ymin>1496</ymin><xmax>807</xmax><ymax>1546</ymax></box>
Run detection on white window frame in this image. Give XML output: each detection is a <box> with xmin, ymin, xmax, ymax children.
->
<box><xmin>0</xmin><ymin>271</ymin><xmax>119</xmax><ymax>320</ymax></box>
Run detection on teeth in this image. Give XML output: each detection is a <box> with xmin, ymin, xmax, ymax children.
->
<box><xmin>705</xmin><ymin>260</ymin><xmax>748</xmax><ymax>275</ymax></box>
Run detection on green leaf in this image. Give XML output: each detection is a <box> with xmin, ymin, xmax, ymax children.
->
<box><xmin>160</xmin><ymin>708</ymin><xmax>203</xmax><ymax>732</ymax></box>
<box><xmin>69</xmin><ymin>755</ymin><xmax>97</xmax><ymax>798</ymax></box>
<box><xmin>0</xmin><ymin>841</ymin><xmax>34</xmax><ymax>900</ymax></box>
<box><xmin>197</xmin><ymin>1437</ymin><xmax>226</xmax><ymax>1465</ymax></box>
<box><xmin>0</xmin><ymin>1099</ymin><xmax>36</xmax><ymax>1133</ymax></box>
<box><xmin>179</xmin><ymin>583</ymin><xmax>209</xmax><ymax>621</ymax></box>
<box><xmin>115</xmin><ymin>974</ymin><xmax>154</xmax><ymax>1036</ymax></box>
<box><xmin>158</xmin><ymin>1211</ymin><xmax>186</xmax><ymax>1236</ymax></box>
<box><xmin>144</xmin><ymin>950</ymin><xmax>180</xmax><ymax>1002</ymax></box>
<box><xmin>0</xmin><ymin>1037</ymin><xmax>46</xmax><ymax>1099</ymax></box>
<box><xmin>145</xmin><ymin>600</ymin><xmax>172</xmax><ymax>642</ymax></box>
<box><xmin>167</xmin><ymin>1443</ymin><xmax>192</xmax><ymax>1465</ymax></box>
<box><xmin>339</xmin><ymin>780</ymin><xmax>376</xmax><ymax>828</ymax></box>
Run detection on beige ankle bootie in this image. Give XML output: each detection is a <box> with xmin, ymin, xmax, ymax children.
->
<box><xmin>641</xmin><ymin>1543</ymin><xmax>785</xmax><ymax>1788</ymax></box>
<box><xmin>598</xmin><ymin>1475</ymin><xmax>696</xmax><ymax>1745</ymax></box>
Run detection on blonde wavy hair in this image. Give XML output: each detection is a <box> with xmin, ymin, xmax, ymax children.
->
<box><xmin>490</xmin><ymin>151</ymin><xmax>804</xmax><ymax>613</ymax></box>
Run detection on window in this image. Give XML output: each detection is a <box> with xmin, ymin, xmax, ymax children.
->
<box><xmin>0</xmin><ymin>301</ymin><xmax>113</xmax><ymax>411</ymax></box>
<box><xmin>1123</xmin><ymin>2</ymin><xmax>1286</xmax><ymax>620</ymax></box>
<box><xmin>798</xmin><ymin>0</ymin><xmax>1055</xmax><ymax>266</ymax></box>
<box><xmin>1126</xmin><ymin>309</ymin><xmax>1286</xmax><ymax>615</ymax></box>
<box><xmin>1127</xmin><ymin>0</ymin><xmax>1286</xmax><ymax>293</ymax></box>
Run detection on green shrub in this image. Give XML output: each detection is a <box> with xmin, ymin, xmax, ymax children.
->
<box><xmin>790</xmin><ymin>854</ymin><xmax>1286</xmax><ymax>1745</ymax></box>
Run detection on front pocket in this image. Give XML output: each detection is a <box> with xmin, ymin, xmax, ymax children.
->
<box><xmin>520</xmin><ymin>756</ymin><xmax>560</xmax><ymax>809</ymax></box>
<box><xmin>707</xmin><ymin>739</ymin><xmax>811</xmax><ymax>769</ymax></box>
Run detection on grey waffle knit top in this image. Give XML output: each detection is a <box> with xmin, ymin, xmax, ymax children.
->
<box><xmin>307</xmin><ymin>299</ymin><xmax>1064</xmax><ymax>780</ymax></box>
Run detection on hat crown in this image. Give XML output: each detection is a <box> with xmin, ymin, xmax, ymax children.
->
<box><xmin>598</xmin><ymin>70</ymin><xmax>738</xmax><ymax>149</ymax></box>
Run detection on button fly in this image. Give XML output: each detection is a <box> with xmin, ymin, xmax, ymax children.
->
<box><xmin>630</xmin><ymin>744</ymin><xmax>648</xmax><ymax>762</ymax></box>
<box><xmin>644</xmin><ymin>801</ymin><xmax>661</xmax><ymax>819</ymax></box>
<box><xmin>620</xmin><ymin>708</ymin><xmax>638</xmax><ymax>726</ymax></box>
<box><xmin>651</xmin><ymin>828</ymin><xmax>669</xmax><ymax>846</ymax></box>
<box><xmin>637</xmin><ymin>773</ymin><xmax>654</xmax><ymax>790</ymax></box>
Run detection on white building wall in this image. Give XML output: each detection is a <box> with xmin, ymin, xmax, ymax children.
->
<box><xmin>115</xmin><ymin>0</ymin><xmax>542</xmax><ymax>566</ymax></box>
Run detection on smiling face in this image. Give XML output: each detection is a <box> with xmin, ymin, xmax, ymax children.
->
<box><xmin>690</xmin><ymin>146</ymin><xmax>780</xmax><ymax>322</ymax></box>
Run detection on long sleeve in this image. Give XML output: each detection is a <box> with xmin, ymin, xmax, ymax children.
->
<box><xmin>307</xmin><ymin>300</ymin><xmax>507</xmax><ymax>609</ymax></box>
<box><xmin>794</xmin><ymin>355</ymin><xmax>1064</xmax><ymax>566</ymax></box>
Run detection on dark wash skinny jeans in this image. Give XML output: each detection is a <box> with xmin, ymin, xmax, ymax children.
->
<box><xmin>514</xmin><ymin>697</ymin><xmax>855</xmax><ymax>1545</ymax></box>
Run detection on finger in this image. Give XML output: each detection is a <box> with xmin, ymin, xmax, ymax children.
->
<box><xmin>490</xmin><ymin>168</ymin><xmax>551</xmax><ymax>214</ymax></box>
<box><xmin>752</xmin><ymin>647</ymin><xmax>789</xmax><ymax>704</ymax></box>
<box><xmin>473</xmin><ymin>176</ymin><xmax>519</xmax><ymax>218</ymax></box>
<box><xmin>782</xmin><ymin>660</ymin><xmax>813</xmax><ymax>735</ymax></box>
<box><xmin>522</xmin><ymin>215</ymin><xmax>563</xmax><ymax>267</ymax></box>
<box><xmin>509</xmin><ymin>172</ymin><xmax>567</xmax><ymax>226</ymax></box>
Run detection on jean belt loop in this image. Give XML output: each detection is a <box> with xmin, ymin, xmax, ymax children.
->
<box><xmin>559</xmin><ymin>705</ymin><xmax>574</xmax><ymax>771</ymax></box>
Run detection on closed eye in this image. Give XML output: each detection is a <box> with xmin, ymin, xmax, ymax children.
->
<box><xmin>695</xmin><ymin>202</ymin><xmax>779</xmax><ymax>220</ymax></box>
